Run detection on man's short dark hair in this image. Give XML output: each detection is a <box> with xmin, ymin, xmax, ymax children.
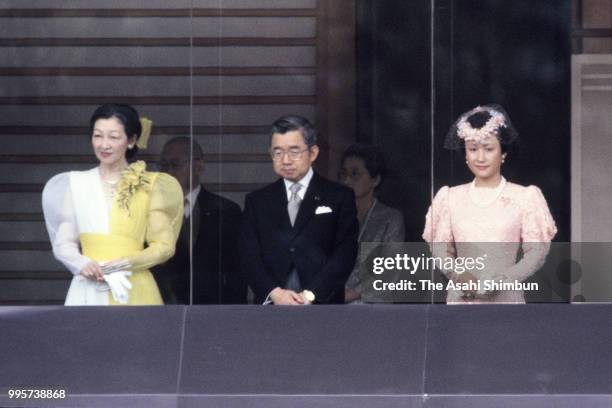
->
<box><xmin>270</xmin><ymin>115</ymin><xmax>317</xmax><ymax>147</ymax></box>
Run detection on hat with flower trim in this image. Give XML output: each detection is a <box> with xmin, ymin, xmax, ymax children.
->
<box><xmin>444</xmin><ymin>104</ymin><xmax>518</xmax><ymax>150</ymax></box>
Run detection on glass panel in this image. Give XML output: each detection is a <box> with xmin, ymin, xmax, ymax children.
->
<box><xmin>356</xmin><ymin>0</ymin><xmax>433</xmax><ymax>303</ymax></box>
<box><xmin>431</xmin><ymin>0</ymin><xmax>572</xmax><ymax>303</ymax></box>
<box><xmin>153</xmin><ymin>4</ymin><xmax>195</xmax><ymax>305</ymax></box>
<box><xmin>0</xmin><ymin>2</ymin><xmax>192</xmax><ymax>305</ymax></box>
<box><xmin>208</xmin><ymin>0</ymin><xmax>317</xmax><ymax>304</ymax></box>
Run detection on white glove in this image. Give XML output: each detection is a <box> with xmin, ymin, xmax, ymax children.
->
<box><xmin>103</xmin><ymin>271</ymin><xmax>133</xmax><ymax>305</ymax></box>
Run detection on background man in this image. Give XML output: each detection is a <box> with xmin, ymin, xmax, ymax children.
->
<box><xmin>152</xmin><ymin>137</ymin><xmax>245</xmax><ymax>304</ymax></box>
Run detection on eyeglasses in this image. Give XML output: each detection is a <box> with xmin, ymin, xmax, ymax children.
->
<box><xmin>270</xmin><ymin>148</ymin><xmax>310</xmax><ymax>161</ymax></box>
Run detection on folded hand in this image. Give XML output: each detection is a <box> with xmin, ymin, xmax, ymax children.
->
<box><xmin>80</xmin><ymin>261</ymin><xmax>104</xmax><ymax>282</ymax></box>
<box><xmin>270</xmin><ymin>287</ymin><xmax>305</xmax><ymax>305</ymax></box>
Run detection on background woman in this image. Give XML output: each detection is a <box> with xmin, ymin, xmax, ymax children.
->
<box><xmin>423</xmin><ymin>105</ymin><xmax>557</xmax><ymax>303</ymax></box>
<box><xmin>339</xmin><ymin>144</ymin><xmax>405</xmax><ymax>303</ymax></box>
<box><xmin>42</xmin><ymin>104</ymin><xmax>183</xmax><ymax>305</ymax></box>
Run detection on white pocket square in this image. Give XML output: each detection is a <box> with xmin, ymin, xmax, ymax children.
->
<box><xmin>315</xmin><ymin>206</ymin><xmax>332</xmax><ymax>215</ymax></box>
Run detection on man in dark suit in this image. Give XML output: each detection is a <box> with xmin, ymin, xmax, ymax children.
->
<box><xmin>240</xmin><ymin>115</ymin><xmax>359</xmax><ymax>304</ymax></box>
<box><xmin>152</xmin><ymin>137</ymin><xmax>246</xmax><ymax>304</ymax></box>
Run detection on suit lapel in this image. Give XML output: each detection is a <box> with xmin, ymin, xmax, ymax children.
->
<box><xmin>270</xmin><ymin>178</ymin><xmax>292</xmax><ymax>230</ymax></box>
<box><xmin>191</xmin><ymin>190</ymin><xmax>202</xmax><ymax>242</ymax></box>
<box><xmin>194</xmin><ymin>187</ymin><xmax>218</xmax><ymax>246</ymax></box>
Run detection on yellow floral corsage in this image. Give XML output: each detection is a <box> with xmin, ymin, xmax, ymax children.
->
<box><xmin>116</xmin><ymin>161</ymin><xmax>151</xmax><ymax>213</ymax></box>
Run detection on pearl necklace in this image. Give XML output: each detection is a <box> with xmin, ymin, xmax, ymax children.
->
<box><xmin>469</xmin><ymin>176</ymin><xmax>506</xmax><ymax>208</ymax></box>
<box><xmin>99</xmin><ymin>166</ymin><xmax>125</xmax><ymax>185</ymax></box>
<box><xmin>103</xmin><ymin>178</ymin><xmax>120</xmax><ymax>186</ymax></box>
<box><xmin>98</xmin><ymin>167</ymin><xmax>125</xmax><ymax>199</ymax></box>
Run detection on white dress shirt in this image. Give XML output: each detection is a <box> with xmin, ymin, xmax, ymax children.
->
<box><xmin>283</xmin><ymin>167</ymin><xmax>313</xmax><ymax>201</ymax></box>
<box><xmin>183</xmin><ymin>184</ymin><xmax>201</xmax><ymax>218</ymax></box>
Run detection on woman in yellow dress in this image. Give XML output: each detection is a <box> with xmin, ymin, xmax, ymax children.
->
<box><xmin>42</xmin><ymin>104</ymin><xmax>183</xmax><ymax>305</ymax></box>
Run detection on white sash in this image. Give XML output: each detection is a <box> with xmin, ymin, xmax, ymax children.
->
<box><xmin>65</xmin><ymin>168</ymin><xmax>110</xmax><ymax>305</ymax></box>
<box><xmin>69</xmin><ymin>168</ymin><xmax>109</xmax><ymax>234</ymax></box>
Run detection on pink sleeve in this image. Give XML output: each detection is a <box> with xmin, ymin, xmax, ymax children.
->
<box><xmin>521</xmin><ymin>186</ymin><xmax>557</xmax><ymax>243</ymax></box>
<box><xmin>475</xmin><ymin>186</ymin><xmax>558</xmax><ymax>296</ymax></box>
<box><xmin>423</xmin><ymin>186</ymin><xmax>453</xmax><ymax>243</ymax></box>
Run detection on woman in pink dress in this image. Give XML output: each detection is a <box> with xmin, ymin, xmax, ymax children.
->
<box><xmin>423</xmin><ymin>105</ymin><xmax>557</xmax><ymax>303</ymax></box>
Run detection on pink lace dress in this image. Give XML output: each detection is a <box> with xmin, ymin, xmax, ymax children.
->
<box><xmin>423</xmin><ymin>178</ymin><xmax>557</xmax><ymax>303</ymax></box>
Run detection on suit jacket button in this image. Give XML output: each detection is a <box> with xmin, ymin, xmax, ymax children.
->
<box><xmin>289</xmin><ymin>247</ymin><xmax>295</xmax><ymax>252</ymax></box>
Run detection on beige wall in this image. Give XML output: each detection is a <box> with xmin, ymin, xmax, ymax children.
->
<box><xmin>571</xmin><ymin>54</ymin><xmax>612</xmax><ymax>301</ymax></box>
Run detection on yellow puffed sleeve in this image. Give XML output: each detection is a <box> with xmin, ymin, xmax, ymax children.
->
<box><xmin>125</xmin><ymin>172</ymin><xmax>184</xmax><ymax>271</ymax></box>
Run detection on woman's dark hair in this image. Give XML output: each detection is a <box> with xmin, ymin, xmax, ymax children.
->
<box><xmin>341</xmin><ymin>143</ymin><xmax>387</xmax><ymax>184</ymax></box>
<box><xmin>89</xmin><ymin>104</ymin><xmax>141</xmax><ymax>159</ymax></box>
